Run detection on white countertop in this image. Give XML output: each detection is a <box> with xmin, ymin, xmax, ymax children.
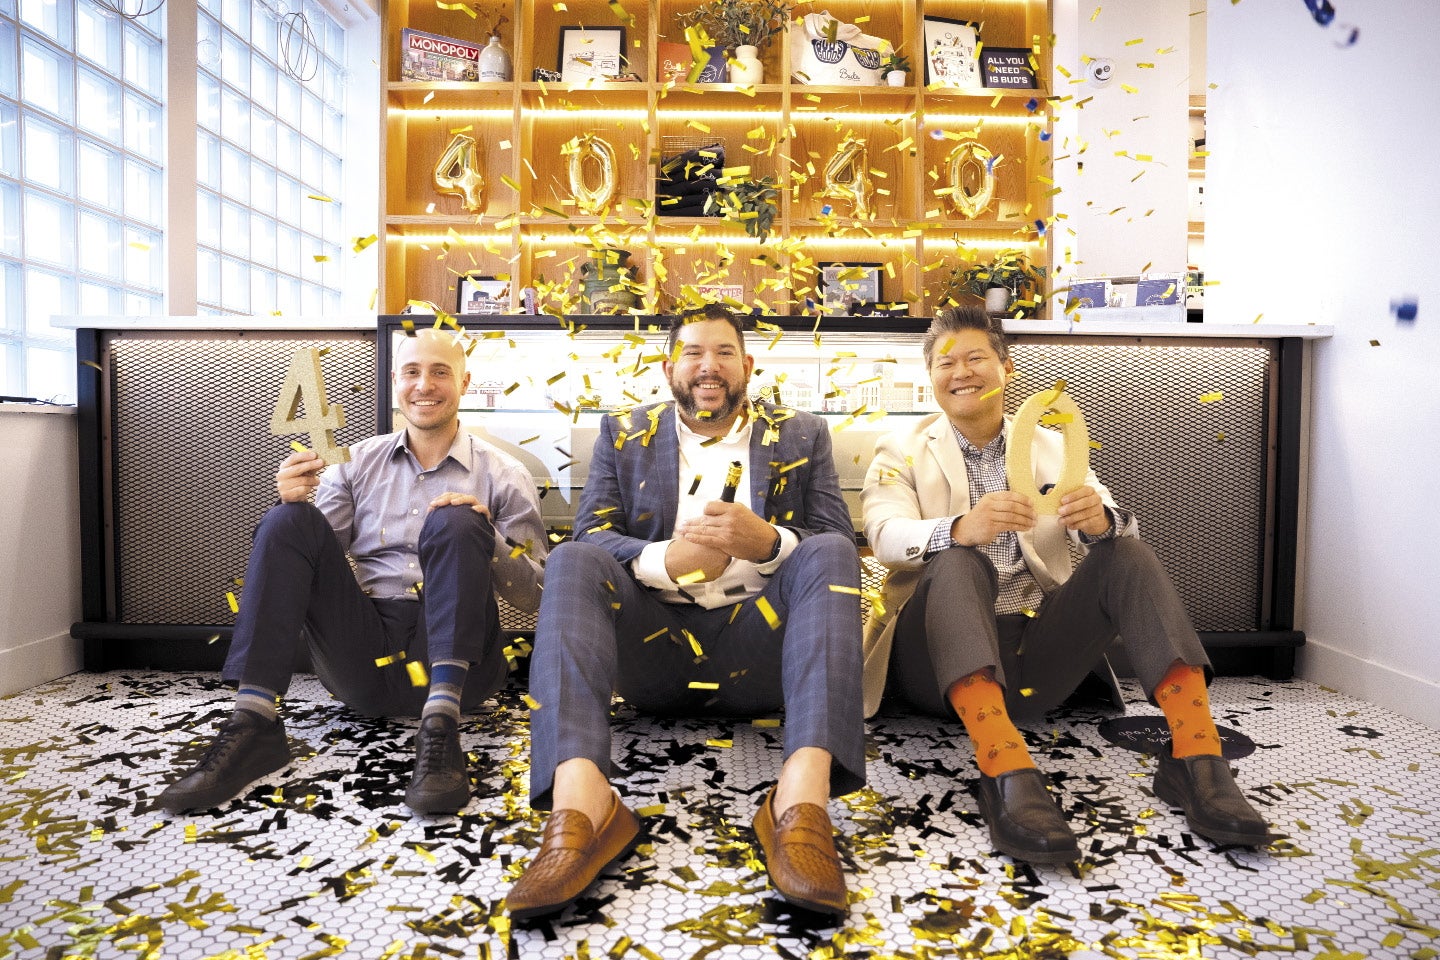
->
<box><xmin>1006</xmin><ymin>319</ymin><xmax>1334</xmax><ymax>339</ymax></box>
<box><xmin>51</xmin><ymin>315</ymin><xmax>1335</xmax><ymax>340</ymax></box>
<box><xmin>51</xmin><ymin>316</ymin><xmax>380</xmax><ymax>331</ymax></box>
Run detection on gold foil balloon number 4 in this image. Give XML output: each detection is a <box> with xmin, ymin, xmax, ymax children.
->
<box><xmin>433</xmin><ymin>133</ymin><xmax>486</xmax><ymax>213</ymax></box>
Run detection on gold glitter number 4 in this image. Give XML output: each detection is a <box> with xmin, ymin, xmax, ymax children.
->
<box><xmin>269</xmin><ymin>347</ymin><xmax>351</xmax><ymax>465</ymax></box>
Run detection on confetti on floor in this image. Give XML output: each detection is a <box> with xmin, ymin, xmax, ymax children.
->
<box><xmin>2</xmin><ymin>671</ymin><xmax>1437</xmax><ymax>958</ymax></box>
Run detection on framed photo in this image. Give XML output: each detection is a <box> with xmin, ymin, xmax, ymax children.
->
<box><xmin>820</xmin><ymin>262</ymin><xmax>882</xmax><ymax>316</ymax></box>
<box><xmin>923</xmin><ymin>16</ymin><xmax>981</xmax><ymax>89</ymax></box>
<box><xmin>980</xmin><ymin>46</ymin><xmax>1038</xmax><ymax>89</ymax></box>
<box><xmin>557</xmin><ymin>26</ymin><xmax>626</xmax><ymax>83</ymax></box>
<box><xmin>458</xmin><ymin>274</ymin><xmax>510</xmax><ymax>315</ymax></box>
<box><xmin>1065</xmin><ymin>279</ymin><xmax>1112</xmax><ymax>310</ymax></box>
<box><xmin>1136</xmin><ymin>274</ymin><xmax>1184</xmax><ymax>306</ymax></box>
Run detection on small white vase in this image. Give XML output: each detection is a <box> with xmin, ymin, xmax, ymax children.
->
<box><xmin>477</xmin><ymin>36</ymin><xmax>512</xmax><ymax>82</ymax></box>
<box><xmin>886</xmin><ymin>69</ymin><xmax>908</xmax><ymax>87</ymax></box>
<box><xmin>729</xmin><ymin>44</ymin><xmax>764</xmax><ymax>85</ymax></box>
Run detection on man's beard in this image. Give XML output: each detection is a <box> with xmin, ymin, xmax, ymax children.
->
<box><xmin>671</xmin><ymin>375</ymin><xmax>747</xmax><ymax>423</ymax></box>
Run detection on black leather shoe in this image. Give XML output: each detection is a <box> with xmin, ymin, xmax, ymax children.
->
<box><xmin>973</xmin><ymin>768</ymin><xmax>1080</xmax><ymax>865</ymax></box>
<box><xmin>405</xmin><ymin>714</ymin><xmax>469</xmax><ymax>814</ymax></box>
<box><xmin>1153</xmin><ymin>752</ymin><xmax>1270</xmax><ymax>846</ymax></box>
<box><xmin>158</xmin><ymin>709</ymin><xmax>291</xmax><ymax>813</ymax></box>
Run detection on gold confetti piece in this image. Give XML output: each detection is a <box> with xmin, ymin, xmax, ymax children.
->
<box><xmin>522</xmin><ymin>693</ymin><xmax>541</xmax><ymax>709</ymax></box>
<box><xmin>752</xmin><ymin>717</ymin><xmax>780</xmax><ymax>727</ymax></box>
<box><xmin>688</xmin><ymin>681</ymin><xmax>719</xmax><ymax>690</ymax></box>
<box><xmin>828</xmin><ymin>585</ymin><xmax>860</xmax><ymax>595</ymax></box>
<box><xmin>1198</xmin><ymin>391</ymin><xmax>1224</xmax><ymax>403</ymax></box>
<box><xmin>676</xmin><ymin>569</ymin><xmax>707</xmax><ymax>585</ymax></box>
<box><xmin>406</xmin><ymin>661</ymin><xmax>428</xmax><ymax>687</ymax></box>
<box><xmin>635</xmin><ymin>804</ymin><xmax>666</xmax><ymax>817</ymax></box>
<box><xmin>755</xmin><ymin>596</ymin><xmax>781</xmax><ymax>629</ymax></box>
<box><xmin>706</xmin><ymin>738</ymin><xmax>733</xmax><ymax>748</ymax></box>
<box><xmin>352</xmin><ymin>234</ymin><xmax>377</xmax><ymax>253</ymax></box>
<box><xmin>289</xmin><ymin>440</ymin><xmax>308</xmax><ymax>453</ymax></box>
<box><xmin>374</xmin><ymin>652</ymin><xmax>404</xmax><ymax>667</ymax></box>
<box><xmin>225</xmin><ymin>591</ymin><xmax>239</xmax><ymax>613</ymax></box>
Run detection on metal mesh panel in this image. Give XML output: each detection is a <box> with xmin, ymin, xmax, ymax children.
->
<box><xmin>108</xmin><ymin>335</ymin><xmax>376</xmax><ymax>624</ymax></box>
<box><xmin>1005</xmin><ymin>341</ymin><xmax>1271</xmax><ymax>631</ymax></box>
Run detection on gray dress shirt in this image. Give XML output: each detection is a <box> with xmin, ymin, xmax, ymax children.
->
<box><xmin>315</xmin><ymin>427</ymin><xmax>546</xmax><ymax>609</ymax></box>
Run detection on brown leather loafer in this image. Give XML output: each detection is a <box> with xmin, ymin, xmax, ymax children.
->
<box><xmin>506</xmin><ymin>791</ymin><xmax>641</xmax><ymax>921</ymax></box>
<box><xmin>752</xmin><ymin>787</ymin><xmax>848</xmax><ymax>916</ymax></box>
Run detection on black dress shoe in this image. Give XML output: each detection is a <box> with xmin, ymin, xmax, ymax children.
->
<box><xmin>973</xmin><ymin>768</ymin><xmax>1080</xmax><ymax>865</ymax></box>
<box><xmin>158</xmin><ymin>708</ymin><xmax>291</xmax><ymax>813</ymax></box>
<box><xmin>405</xmin><ymin>714</ymin><xmax>469</xmax><ymax>814</ymax></box>
<box><xmin>1153</xmin><ymin>752</ymin><xmax>1270</xmax><ymax>846</ymax></box>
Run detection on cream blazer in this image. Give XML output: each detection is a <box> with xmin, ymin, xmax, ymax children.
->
<box><xmin>859</xmin><ymin>413</ymin><xmax>1136</xmax><ymax>718</ymax></box>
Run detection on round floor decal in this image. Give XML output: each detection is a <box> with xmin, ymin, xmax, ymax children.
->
<box><xmin>1098</xmin><ymin>717</ymin><xmax>1256</xmax><ymax>759</ymax></box>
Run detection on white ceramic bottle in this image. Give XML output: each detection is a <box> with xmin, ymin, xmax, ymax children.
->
<box><xmin>729</xmin><ymin>45</ymin><xmax>763</xmax><ymax>85</ymax></box>
<box><xmin>477</xmin><ymin>36</ymin><xmax>512</xmax><ymax>82</ymax></box>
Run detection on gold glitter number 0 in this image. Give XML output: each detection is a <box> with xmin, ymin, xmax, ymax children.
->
<box><xmin>1006</xmin><ymin>388</ymin><xmax>1088</xmax><ymax>515</ymax></box>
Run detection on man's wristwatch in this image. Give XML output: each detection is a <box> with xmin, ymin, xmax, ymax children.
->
<box><xmin>762</xmin><ymin>528</ymin><xmax>783</xmax><ymax>563</ymax></box>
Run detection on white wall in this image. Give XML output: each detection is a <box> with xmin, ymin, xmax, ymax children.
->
<box><xmin>1207</xmin><ymin>2</ymin><xmax>1440</xmax><ymax>726</ymax></box>
<box><xmin>0</xmin><ymin>409</ymin><xmax>82</xmax><ymax>696</ymax></box>
<box><xmin>1050</xmin><ymin>0</ymin><xmax>1191</xmax><ymax>281</ymax></box>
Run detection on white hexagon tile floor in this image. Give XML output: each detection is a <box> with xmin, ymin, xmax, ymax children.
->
<box><xmin>2</xmin><ymin>671</ymin><xmax>1438</xmax><ymax>959</ymax></box>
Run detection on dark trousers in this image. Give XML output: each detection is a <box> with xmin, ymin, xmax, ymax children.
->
<box><xmin>222</xmin><ymin>501</ymin><xmax>505</xmax><ymax>717</ymax></box>
<box><xmin>889</xmin><ymin>538</ymin><xmax>1210</xmax><ymax>723</ymax></box>
<box><xmin>527</xmin><ymin>534</ymin><xmax>866</xmax><ymax>808</ymax></box>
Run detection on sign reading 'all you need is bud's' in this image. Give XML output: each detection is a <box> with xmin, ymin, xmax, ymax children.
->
<box><xmin>980</xmin><ymin>47</ymin><xmax>1038</xmax><ymax>89</ymax></box>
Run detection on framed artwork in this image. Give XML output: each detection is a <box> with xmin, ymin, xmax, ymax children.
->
<box><xmin>1136</xmin><ymin>274</ymin><xmax>1184</xmax><ymax>306</ymax></box>
<box><xmin>458</xmin><ymin>274</ymin><xmax>510</xmax><ymax>315</ymax></box>
<box><xmin>1065</xmin><ymin>279</ymin><xmax>1112</xmax><ymax>310</ymax></box>
<box><xmin>923</xmin><ymin>16</ymin><xmax>981</xmax><ymax>89</ymax></box>
<box><xmin>557</xmin><ymin>26</ymin><xmax>626</xmax><ymax>83</ymax></box>
<box><xmin>820</xmin><ymin>262</ymin><xmax>882</xmax><ymax>316</ymax></box>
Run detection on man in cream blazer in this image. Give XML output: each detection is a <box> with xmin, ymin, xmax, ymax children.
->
<box><xmin>860</xmin><ymin>306</ymin><xmax>1269</xmax><ymax>865</ymax></box>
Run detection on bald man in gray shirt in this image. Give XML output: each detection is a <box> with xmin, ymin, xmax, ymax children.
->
<box><xmin>157</xmin><ymin>330</ymin><xmax>546</xmax><ymax>816</ymax></box>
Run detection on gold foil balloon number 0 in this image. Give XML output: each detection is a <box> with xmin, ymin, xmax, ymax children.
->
<box><xmin>1005</xmin><ymin>388</ymin><xmax>1089</xmax><ymax>515</ymax></box>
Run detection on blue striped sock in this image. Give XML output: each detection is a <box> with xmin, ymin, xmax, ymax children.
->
<box><xmin>422</xmin><ymin>660</ymin><xmax>468</xmax><ymax>722</ymax></box>
<box><xmin>235</xmin><ymin>684</ymin><xmax>280</xmax><ymax>721</ymax></box>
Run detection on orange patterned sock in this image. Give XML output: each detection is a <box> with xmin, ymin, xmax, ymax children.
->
<box><xmin>947</xmin><ymin>671</ymin><xmax>1036</xmax><ymax>778</ymax></box>
<box><xmin>1155</xmin><ymin>661</ymin><xmax>1222</xmax><ymax>758</ymax></box>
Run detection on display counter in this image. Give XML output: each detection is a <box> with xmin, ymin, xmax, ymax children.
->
<box><xmin>65</xmin><ymin>315</ymin><xmax>1331</xmax><ymax>679</ymax></box>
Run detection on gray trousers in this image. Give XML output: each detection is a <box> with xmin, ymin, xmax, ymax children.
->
<box><xmin>889</xmin><ymin>538</ymin><xmax>1210</xmax><ymax>723</ymax></box>
<box><xmin>527</xmin><ymin>534</ymin><xmax>866</xmax><ymax>808</ymax></box>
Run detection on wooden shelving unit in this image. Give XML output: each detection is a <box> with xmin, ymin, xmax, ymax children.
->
<box><xmin>380</xmin><ymin>0</ymin><xmax>1053</xmax><ymax>317</ymax></box>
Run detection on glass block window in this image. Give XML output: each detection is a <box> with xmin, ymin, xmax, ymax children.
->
<box><xmin>0</xmin><ymin>0</ymin><xmax>164</xmax><ymax>404</ymax></box>
<box><xmin>195</xmin><ymin>0</ymin><xmax>346</xmax><ymax>317</ymax></box>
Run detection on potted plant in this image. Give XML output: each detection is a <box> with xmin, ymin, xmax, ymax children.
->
<box><xmin>676</xmin><ymin>0</ymin><xmax>793</xmax><ymax>83</ymax></box>
<box><xmin>705</xmin><ymin>175</ymin><xmax>780</xmax><ymax>241</ymax></box>
<box><xmin>951</xmin><ymin>251</ymin><xmax>1044</xmax><ymax>316</ymax></box>
<box><xmin>882</xmin><ymin>50</ymin><xmax>912</xmax><ymax>87</ymax></box>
